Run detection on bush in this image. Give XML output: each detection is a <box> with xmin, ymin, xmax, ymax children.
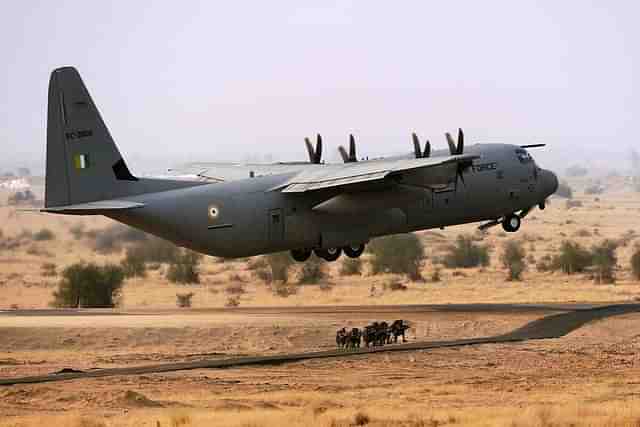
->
<box><xmin>339</xmin><ymin>257</ymin><xmax>363</xmax><ymax>276</ymax></box>
<box><xmin>298</xmin><ymin>256</ymin><xmax>326</xmax><ymax>284</ymax></box>
<box><xmin>591</xmin><ymin>240</ymin><xmax>618</xmax><ymax>284</ymax></box>
<box><xmin>431</xmin><ymin>268</ymin><xmax>442</xmax><ymax>282</ymax></box>
<box><xmin>536</xmin><ymin>254</ymin><xmax>553</xmax><ymax>272</ymax></box>
<box><xmin>555</xmin><ymin>181</ymin><xmax>573</xmax><ymax>199</ymax></box>
<box><xmin>272</xmin><ymin>281</ymin><xmax>298</xmax><ymax>297</ymax></box>
<box><xmin>368</xmin><ymin>233</ymin><xmax>424</xmax><ymax>280</ymax></box>
<box><xmin>51</xmin><ymin>263</ymin><xmax>124</xmax><ymax>308</ymax></box>
<box><xmin>443</xmin><ymin>235</ymin><xmax>490</xmax><ymax>269</ymax></box>
<box><xmin>166</xmin><ymin>250</ymin><xmax>202</xmax><ymax>284</ymax></box>
<box><xmin>93</xmin><ymin>224</ymin><xmax>149</xmax><ymax>254</ymax></box>
<box><xmin>265</xmin><ymin>252</ymin><xmax>293</xmax><ymax>283</ymax></box>
<box><xmin>225</xmin><ymin>296</ymin><xmax>240</xmax><ymax>307</ymax></box>
<box><xmin>41</xmin><ymin>262</ymin><xmax>57</xmax><ymax>277</ymax></box>
<box><xmin>501</xmin><ymin>240</ymin><xmax>526</xmax><ymax>281</ymax></box>
<box><xmin>176</xmin><ymin>292</ymin><xmax>194</xmax><ymax>308</ymax></box>
<box><xmin>631</xmin><ymin>246</ymin><xmax>640</xmax><ymax>280</ymax></box>
<box><xmin>7</xmin><ymin>190</ymin><xmax>36</xmax><ymax>206</ymax></box>
<box><xmin>551</xmin><ymin>240</ymin><xmax>593</xmax><ymax>274</ymax></box>
<box><xmin>33</xmin><ymin>228</ymin><xmax>55</xmax><ymax>241</ymax></box>
<box><xmin>121</xmin><ymin>247</ymin><xmax>147</xmax><ymax>278</ymax></box>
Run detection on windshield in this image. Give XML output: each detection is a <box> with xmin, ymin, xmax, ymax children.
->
<box><xmin>515</xmin><ymin>148</ymin><xmax>533</xmax><ymax>164</ymax></box>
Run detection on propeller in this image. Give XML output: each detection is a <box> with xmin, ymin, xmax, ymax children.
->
<box><xmin>412</xmin><ymin>133</ymin><xmax>431</xmax><ymax>159</ymax></box>
<box><xmin>445</xmin><ymin>128</ymin><xmax>464</xmax><ymax>155</ymax></box>
<box><xmin>339</xmin><ymin>134</ymin><xmax>358</xmax><ymax>163</ymax></box>
<box><xmin>304</xmin><ymin>134</ymin><xmax>323</xmax><ymax>164</ymax></box>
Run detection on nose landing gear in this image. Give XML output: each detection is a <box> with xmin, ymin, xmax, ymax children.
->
<box><xmin>502</xmin><ymin>213</ymin><xmax>521</xmax><ymax>232</ymax></box>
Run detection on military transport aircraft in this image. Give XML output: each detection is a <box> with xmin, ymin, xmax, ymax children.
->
<box><xmin>42</xmin><ymin>67</ymin><xmax>558</xmax><ymax>262</ymax></box>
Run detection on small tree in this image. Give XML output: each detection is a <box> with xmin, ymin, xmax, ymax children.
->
<box><xmin>631</xmin><ymin>246</ymin><xmax>640</xmax><ymax>280</ymax></box>
<box><xmin>121</xmin><ymin>246</ymin><xmax>147</xmax><ymax>278</ymax></box>
<box><xmin>591</xmin><ymin>240</ymin><xmax>618</xmax><ymax>284</ymax></box>
<box><xmin>368</xmin><ymin>233</ymin><xmax>424</xmax><ymax>280</ymax></box>
<box><xmin>443</xmin><ymin>235</ymin><xmax>490</xmax><ymax>269</ymax></box>
<box><xmin>551</xmin><ymin>240</ymin><xmax>593</xmax><ymax>274</ymax></box>
<box><xmin>339</xmin><ymin>257</ymin><xmax>363</xmax><ymax>276</ymax></box>
<box><xmin>298</xmin><ymin>255</ymin><xmax>327</xmax><ymax>284</ymax></box>
<box><xmin>52</xmin><ymin>263</ymin><xmax>124</xmax><ymax>307</ymax></box>
<box><xmin>265</xmin><ymin>252</ymin><xmax>293</xmax><ymax>283</ymax></box>
<box><xmin>501</xmin><ymin>240</ymin><xmax>526</xmax><ymax>281</ymax></box>
<box><xmin>166</xmin><ymin>250</ymin><xmax>202</xmax><ymax>284</ymax></box>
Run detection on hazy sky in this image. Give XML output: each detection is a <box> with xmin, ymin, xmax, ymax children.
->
<box><xmin>1</xmin><ymin>1</ymin><xmax>637</xmax><ymax>172</ymax></box>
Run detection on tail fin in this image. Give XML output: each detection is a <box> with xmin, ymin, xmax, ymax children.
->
<box><xmin>45</xmin><ymin>67</ymin><xmax>138</xmax><ymax>208</ymax></box>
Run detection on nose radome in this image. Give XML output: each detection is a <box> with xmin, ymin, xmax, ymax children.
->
<box><xmin>541</xmin><ymin>169</ymin><xmax>558</xmax><ymax>197</ymax></box>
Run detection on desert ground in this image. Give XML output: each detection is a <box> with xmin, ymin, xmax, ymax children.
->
<box><xmin>1</xmin><ymin>175</ymin><xmax>640</xmax><ymax>426</ymax></box>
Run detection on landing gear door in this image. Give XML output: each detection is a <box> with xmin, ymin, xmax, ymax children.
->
<box><xmin>269</xmin><ymin>208</ymin><xmax>284</xmax><ymax>243</ymax></box>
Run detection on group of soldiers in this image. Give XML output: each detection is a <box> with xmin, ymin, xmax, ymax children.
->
<box><xmin>335</xmin><ymin>320</ymin><xmax>410</xmax><ymax>350</ymax></box>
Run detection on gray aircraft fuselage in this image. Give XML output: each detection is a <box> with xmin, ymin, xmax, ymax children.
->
<box><xmin>107</xmin><ymin>144</ymin><xmax>556</xmax><ymax>258</ymax></box>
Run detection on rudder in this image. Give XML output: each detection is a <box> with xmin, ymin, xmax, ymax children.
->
<box><xmin>45</xmin><ymin>67</ymin><xmax>138</xmax><ymax>208</ymax></box>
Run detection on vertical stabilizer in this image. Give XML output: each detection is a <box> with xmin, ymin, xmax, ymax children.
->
<box><xmin>45</xmin><ymin>67</ymin><xmax>137</xmax><ymax>208</ymax></box>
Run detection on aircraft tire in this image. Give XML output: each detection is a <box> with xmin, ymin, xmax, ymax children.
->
<box><xmin>343</xmin><ymin>244</ymin><xmax>365</xmax><ymax>258</ymax></box>
<box><xmin>502</xmin><ymin>214</ymin><xmax>521</xmax><ymax>232</ymax></box>
<box><xmin>315</xmin><ymin>247</ymin><xmax>342</xmax><ymax>262</ymax></box>
<box><xmin>291</xmin><ymin>249</ymin><xmax>312</xmax><ymax>262</ymax></box>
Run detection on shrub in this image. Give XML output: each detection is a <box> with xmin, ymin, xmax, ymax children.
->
<box><xmin>443</xmin><ymin>235</ymin><xmax>490</xmax><ymax>269</ymax></box>
<box><xmin>7</xmin><ymin>190</ymin><xmax>36</xmax><ymax>206</ymax></box>
<box><xmin>272</xmin><ymin>281</ymin><xmax>297</xmax><ymax>297</ymax></box>
<box><xmin>631</xmin><ymin>246</ymin><xmax>640</xmax><ymax>280</ymax></box>
<box><xmin>33</xmin><ymin>228</ymin><xmax>55</xmax><ymax>241</ymax></box>
<box><xmin>51</xmin><ymin>263</ymin><xmax>124</xmax><ymax>308</ymax></box>
<box><xmin>339</xmin><ymin>257</ymin><xmax>362</xmax><ymax>276</ymax></box>
<box><xmin>368</xmin><ymin>233</ymin><xmax>424</xmax><ymax>280</ymax></box>
<box><xmin>555</xmin><ymin>181</ymin><xmax>573</xmax><ymax>199</ymax></box>
<box><xmin>93</xmin><ymin>224</ymin><xmax>149</xmax><ymax>254</ymax></box>
<box><xmin>501</xmin><ymin>240</ymin><xmax>526</xmax><ymax>281</ymax></box>
<box><xmin>176</xmin><ymin>292</ymin><xmax>194</xmax><ymax>308</ymax></box>
<box><xmin>591</xmin><ymin>240</ymin><xmax>618</xmax><ymax>284</ymax></box>
<box><xmin>431</xmin><ymin>268</ymin><xmax>442</xmax><ymax>282</ymax></box>
<box><xmin>166</xmin><ymin>250</ymin><xmax>202</xmax><ymax>284</ymax></box>
<box><xmin>298</xmin><ymin>255</ymin><xmax>326</xmax><ymax>284</ymax></box>
<box><xmin>121</xmin><ymin>247</ymin><xmax>147</xmax><ymax>278</ymax></box>
<box><xmin>225</xmin><ymin>296</ymin><xmax>240</xmax><ymax>307</ymax></box>
<box><xmin>265</xmin><ymin>252</ymin><xmax>293</xmax><ymax>283</ymax></box>
<box><xmin>551</xmin><ymin>240</ymin><xmax>593</xmax><ymax>274</ymax></box>
<box><xmin>41</xmin><ymin>262</ymin><xmax>57</xmax><ymax>277</ymax></box>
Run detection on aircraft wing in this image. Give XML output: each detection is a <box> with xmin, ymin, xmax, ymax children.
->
<box><xmin>167</xmin><ymin>162</ymin><xmax>318</xmax><ymax>182</ymax></box>
<box><xmin>273</xmin><ymin>154</ymin><xmax>479</xmax><ymax>193</ymax></box>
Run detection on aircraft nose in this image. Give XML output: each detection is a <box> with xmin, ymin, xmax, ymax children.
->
<box><xmin>540</xmin><ymin>169</ymin><xmax>558</xmax><ymax>197</ymax></box>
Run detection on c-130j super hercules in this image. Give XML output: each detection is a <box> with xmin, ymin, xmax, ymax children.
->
<box><xmin>43</xmin><ymin>67</ymin><xmax>558</xmax><ymax>262</ymax></box>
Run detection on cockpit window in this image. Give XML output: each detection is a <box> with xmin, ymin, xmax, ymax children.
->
<box><xmin>515</xmin><ymin>148</ymin><xmax>533</xmax><ymax>164</ymax></box>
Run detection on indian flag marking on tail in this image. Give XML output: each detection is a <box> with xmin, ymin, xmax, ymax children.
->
<box><xmin>73</xmin><ymin>154</ymin><xmax>90</xmax><ymax>169</ymax></box>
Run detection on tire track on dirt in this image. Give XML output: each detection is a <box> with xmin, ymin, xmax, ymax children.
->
<box><xmin>1</xmin><ymin>304</ymin><xmax>638</xmax><ymax>386</ymax></box>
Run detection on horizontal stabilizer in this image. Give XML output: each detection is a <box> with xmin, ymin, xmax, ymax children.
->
<box><xmin>41</xmin><ymin>200</ymin><xmax>145</xmax><ymax>215</ymax></box>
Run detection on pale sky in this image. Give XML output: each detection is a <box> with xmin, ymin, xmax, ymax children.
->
<box><xmin>0</xmin><ymin>1</ymin><xmax>637</xmax><ymax>173</ymax></box>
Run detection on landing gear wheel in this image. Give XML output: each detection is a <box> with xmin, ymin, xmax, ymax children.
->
<box><xmin>343</xmin><ymin>244</ymin><xmax>365</xmax><ymax>258</ymax></box>
<box><xmin>290</xmin><ymin>248</ymin><xmax>312</xmax><ymax>262</ymax></box>
<box><xmin>502</xmin><ymin>214</ymin><xmax>521</xmax><ymax>232</ymax></box>
<box><xmin>314</xmin><ymin>247</ymin><xmax>342</xmax><ymax>262</ymax></box>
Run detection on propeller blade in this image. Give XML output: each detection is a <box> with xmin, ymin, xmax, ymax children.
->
<box><xmin>349</xmin><ymin>134</ymin><xmax>357</xmax><ymax>162</ymax></box>
<box><xmin>457</xmin><ymin>128</ymin><xmax>464</xmax><ymax>154</ymax></box>
<box><xmin>315</xmin><ymin>134</ymin><xmax>323</xmax><ymax>163</ymax></box>
<box><xmin>412</xmin><ymin>133</ymin><xmax>422</xmax><ymax>158</ymax></box>
<box><xmin>446</xmin><ymin>132</ymin><xmax>456</xmax><ymax>155</ymax></box>
<box><xmin>304</xmin><ymin>137</ymin><xmax>315</xmax><ymax>163</ymax></box>
<box><xmin>423</xmin><ymin>140</ymin><xmax>431</xmax><ymax>158</ymax></box>
<box><xmin>338</xmin><ymin>146</ymin><xmax>349</xmax><ymax>163</ymax></box>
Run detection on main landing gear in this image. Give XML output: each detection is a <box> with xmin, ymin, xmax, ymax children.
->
<box><xmin>291</xmin><ymin>243</ymin><xmax>366</xmax><ymax>262</ymax></box>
